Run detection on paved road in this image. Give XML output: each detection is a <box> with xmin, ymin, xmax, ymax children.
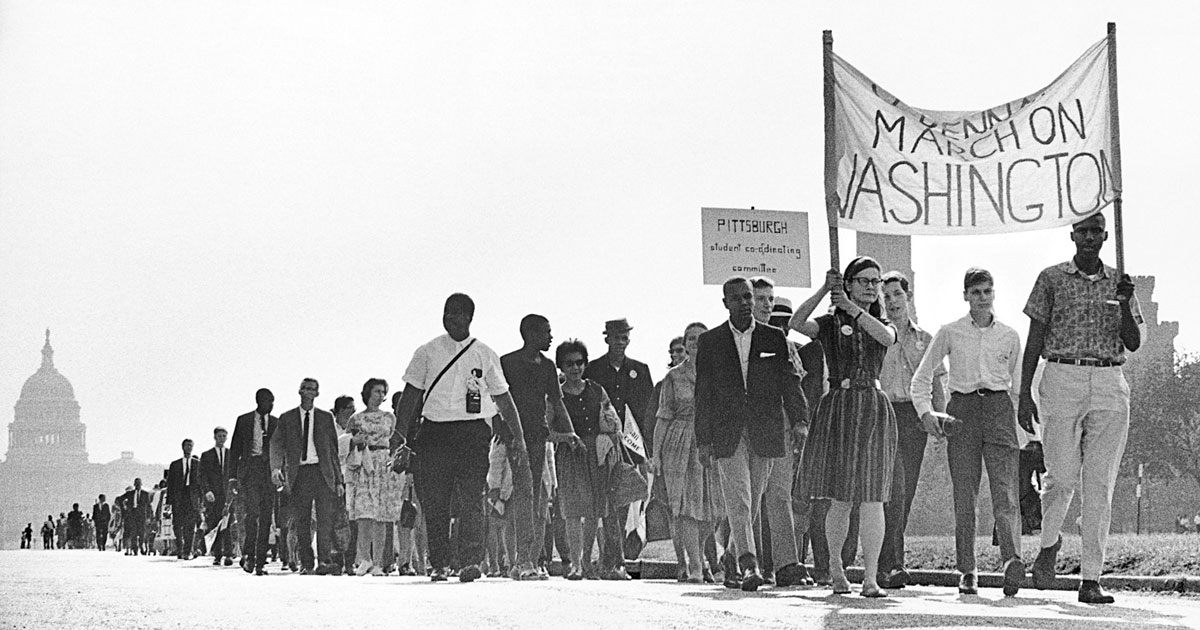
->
<box><xmin>2</xmin><ymin>551</ymin><xmax>1198</xmax><ymax>629</ymax></box>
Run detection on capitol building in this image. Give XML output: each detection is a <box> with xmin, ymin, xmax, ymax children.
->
<box><xmin>0</xmin><ymin>331</ymin><xmax>163</xmax><ymax>548</ymax></box>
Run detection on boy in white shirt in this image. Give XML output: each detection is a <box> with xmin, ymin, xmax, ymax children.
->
<box><xmin>911</xmin><ymin>268</ymin><xmax>1024</xmax><ymax>597</ymax></box>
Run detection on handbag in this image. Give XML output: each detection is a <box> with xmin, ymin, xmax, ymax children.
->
<box><xmin>390</xmin><ymin>444</ymin><xmax>414</xmax><ymax>475</ymax></box>
<box><xmin>607</xmin><ymin>438</ymin><xmax>649</xmax><ymax>508</ymax></box>
<box><xmin>399</xmin><ymin>486</ymin><xmax>418</xmax><ymax>529</ymax></box>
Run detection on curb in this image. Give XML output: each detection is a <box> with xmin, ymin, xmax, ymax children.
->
<box><xmin>627</xmin><ymin>560</ymin><xmax>1200</xmax><ymax>593</ymax></box>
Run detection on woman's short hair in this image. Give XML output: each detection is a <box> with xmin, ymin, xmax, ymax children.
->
<box><xmin>360</xmin><ymin>378</ymin><xmax>389</xmax><ymax>405</ymax></box>
<box><xmin>555</xmin><ymin>339</ymin><xmax>589</xmax><ymax>369</ymax></box>
<box><xmin>684</xmin><ymin>321</ymin><xmax>709</xmax><ymax>337</ymax></box>
<box><xmin>333</xmin><ymin>395</ymin><xmax>355</xmax><ymax>415</ymax></box>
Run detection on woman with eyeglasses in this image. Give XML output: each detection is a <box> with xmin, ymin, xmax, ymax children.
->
<box><xmin>553</xmin><ymin>339</ymin><xmax>624</xmax><ymax>580</ymax></box>
<box><xmin>789</xmin><ymin>256</ymin><xmax>898</xmax><ymax>598</ymax></box>
<box><xmin>652</xmin><ymin>322</ymin><xmax>724</xmax><ymax>583</ymax></box>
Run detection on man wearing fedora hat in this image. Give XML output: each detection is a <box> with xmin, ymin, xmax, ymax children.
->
<box><xmin>585</xmin><ymin>317</ymin><xmax>654</xmax><ymax>579</ymax></box>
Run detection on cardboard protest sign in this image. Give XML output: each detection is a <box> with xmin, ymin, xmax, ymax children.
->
<box><xmin>831</xmin><ymin>37</ymin><xmax>1115</xmax><ymax>235</ymax></box>
<box><xmin>701</xmin><ymin>207</ymin><xmax>811</xmax><ymax>287</ymax></box>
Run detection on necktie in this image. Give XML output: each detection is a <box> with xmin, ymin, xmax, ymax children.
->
<box><xmin>302</xmin><ymin>410</ymin><xmax>311</xmax><ymax>460</ymax></box>
<box><xmin>218</xmin><ymin>448</ymin><xmax>224</xmax><ymax>472</ymax></box>
<box><xmin>184</xmin><ymin>459</ymin><xmax>189</xmax><ymax>485</ymax></box>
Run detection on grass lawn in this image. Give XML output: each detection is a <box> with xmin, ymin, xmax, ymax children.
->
<box><xmin>901</xmin><ymin>533</ymin><xmax>1200</xmax><ymax>577</ymax></box>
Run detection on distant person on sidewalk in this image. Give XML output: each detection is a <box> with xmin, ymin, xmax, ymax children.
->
<box><xmin>912</xmin><ymin>267</ymin><xmax>1024</xmax><ymax>597</ymax></box>
<box><xmin>41</xmin><ymin>516</ymin><xmax>54</xmax><ymax>549</ymax></box>
<box><xmin>167</xmin><ymin>439</ymin><xmax>202</xmax><ymax>559</ymax></box>
<box><xmin>1019</xmin><ymin>213</ymin><xmax>1143</xmax><ymax>605</ymax></box>
<box><xmin>21</xmin><ymin>523</ymin><xmax>33</xmax><ymax>549</ymax></box>
<box><xmin>200</xmin><ymin>426</ymin><xmax>233</xmax><ymax>566</ymax></box>
<box><xmin>92</xmin><ymin>495</ymin><xmax>111</xmax><ymax>551</ymax></box>
<box><xmin>119</xmin><ymin>480</ymin><xmax>151</xmax><ymax>555</ymax></box>
<box><xmin>66</xmin><ymin>504</ymin><xmax>84</xmax><ymax>549</ymax></box>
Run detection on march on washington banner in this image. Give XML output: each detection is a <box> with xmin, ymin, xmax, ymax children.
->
<box><xmin>830</xmin><ymin>37</ymin><xmax>1116</xmax><ymax>236</ymax></box>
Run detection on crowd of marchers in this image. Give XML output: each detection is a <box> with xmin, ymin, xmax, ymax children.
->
<box><xmin>48</xmin><ymin>213</ymin><xmax>1142</xmax><ymax>606</ymax></box>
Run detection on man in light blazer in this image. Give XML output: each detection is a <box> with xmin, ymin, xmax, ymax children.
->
<box><xmin>270</xmin><ymin>377</ymin><xmax>344</xmax><ymax>574</ymax></box>
<box><xmin>167</xmin><ymin>438</ymin><xmax>202</xmax><ymax>559</ymax></box>
<box><xmin>695</xmin><ymin>276</ymin><xmax>808</xmax><ymax>592</ymax></box>
<box><xmin>228</xmin><ymin>388</ymin><xmax>276</xmax><ymax>575</ymax></box>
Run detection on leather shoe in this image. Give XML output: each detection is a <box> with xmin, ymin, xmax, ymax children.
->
<box><xmin>1078</xmin><ymin>580</ymin><xmax>1115</xmax><ymax>604</ymax></box>
<box><xmin>1002</xmin><ymin>558</ymin><xmax>1025</xmax><ymax>596</ymax></box>
<box><xmin>254</xmin><ymin>566</ymin><xmax>268</xmax><ymax>576</ymax></box>
<box><xmin>212</xmin><ymin>557</ymin><xmax>222</xmax><ymax>566</ymax></box>
<box><xmin>1032</xmin><ymin>535</ymin><xmax>1061</xmax><ymax>590</ymax></box>
<box><xmin>958</xmin><ymin>572</ymin><xmax>978</xmax><ymax>595</ymax></box>
<box><xmin>879</xmin><ymin>568</ymin><xmax>909</xmax><ymax>589</ymax></box>
<box><xmin>740</xmin><ymin>567</ymin><xmax>765</xmax><ymax>592</ymax></box>
<box><xmin>299</xmin><ymin>567</ymin><xmax>316</xmax><ymax>575</ymax></box>
<box><xmin>242</xmin><ymin>561</ymin><xmax>253</xmax><ymax>574</ymax></box>
<box><xmin>775</xmin><ymin>563</ymin><xmax>812</xmax><ymax>587</ymax></box>
<box><xmin>223</xmin><ymin>557</ymin><xmax>233</xmax><ymax>567</ymax></box>
<box><xmin>811</xmin><ymin>569</ymin><xmax>832</xmax><ymax>586</ymax></box>
<box><xmin>459</xmin><ymin>564</ymin><xmax>483</xmax><ymax>583</ymax></box>
<box><xmin>315</xmin><ymin>563</ymin><xmax>340</xmax><ymax>576</ymax></box>
<box><xmin>430</xmin><ymin>567</ymin><xmax>449</xmax><ymax>582</ymax></box>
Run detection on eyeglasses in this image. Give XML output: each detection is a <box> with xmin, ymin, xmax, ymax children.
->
<box><xmin>851</xmin><ymin>277</ymin><xmax>882</xmax><ymax>288</ymax></box>
<box><xmin>563</xmin><ymin>359</ymin><xmax>587</xmax><ymax>368</ymax></box>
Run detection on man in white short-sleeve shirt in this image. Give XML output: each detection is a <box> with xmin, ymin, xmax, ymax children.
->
<box><xmin>394</xmin><ymin>292</ymin><xmax>526</xmax><ymax>583</ymax></box>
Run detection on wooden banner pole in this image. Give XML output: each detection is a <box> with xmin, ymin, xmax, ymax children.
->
<box><xmin>823</xmin><ymin>30</ymin><xmax>840</xmax><ymax>271</ymax></box>
<box><xmin>1107</xmin><ymin>22</ymin><xmax>1125</xmax><ymax>275</ymax></box>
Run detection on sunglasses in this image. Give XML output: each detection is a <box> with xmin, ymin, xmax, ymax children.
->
<box><xmin>562</xmin><ymin>359</ymin><xmax>587</xmax><ymax>368</ymax></box>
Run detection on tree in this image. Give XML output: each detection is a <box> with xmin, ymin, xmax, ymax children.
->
<box><xmin>1126</xmin><ymin>352</ymin><xmax>1200</xmax><ymax>489</ymax></box>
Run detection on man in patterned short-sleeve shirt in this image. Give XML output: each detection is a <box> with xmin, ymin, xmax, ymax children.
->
<box><xmin>1018</xmin><ymin>212</ymin><xmax>1144</xmax><ymax>605</ymax></box>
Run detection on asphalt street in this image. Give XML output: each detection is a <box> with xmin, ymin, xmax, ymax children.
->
<box><xmin>2</xmin><ymin>550</ymin><xmax>1198</xmax><ymax>630</ymax></box>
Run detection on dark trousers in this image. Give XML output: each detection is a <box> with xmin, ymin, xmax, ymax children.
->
<box><xmin>946</xmin><ymin>393</ymin><xmax>1021</xmax><ymax>574</ymax></box>
<box><xmin>173</xmin><ymin>504</ymin><xmax>199</xmax><ymax>558</ymax></box>
<box><xmin>414</xmin><ymin>419</ymin><xmax>491</xmax><ymax>570</ymax></box>
<box><xmin>43</xmin><ymin>535</ymin><xmax>52</xmax><ymax>549</ymax></box>
<box><xmin>543</xmin><ymin>493</ymin><xmax>571</xmax><ymax>566</ymax></box>
<box><xmin>508</xmin><ymin>439</ymin><xmax>547</xmax><ymax>567</ymax></box>
<box><xmin>291</xmin><ymin>464</ymin><xmax>337</xmax><ymax>570</ymax></box>
<box><xmin>240</xmin><ymin>456</ymin><xmax>274</xmax><ymax>568</ymax></box>
<box><xmin>204</xmin><ymin>495</ymin><xmax>230</xmax><ymax>559</ymax></box>
<box><xmin>95</xmin><ymin>524</ymin><xmax>109</xmax><ymax>551</ymax></box>
<box><xmin>344</xmin><ymin>520</ymin><xmax>358</xmax><ymax>572</ymax></box>
<box><xmin>601</xmin><ymin>508</ymin><xmax>626</xmax><ymax>570</ymax></box>
<box><xmin>879</xmin><ymin>402</ymin><xmax>928</xmax><ymax>575</ymax></box>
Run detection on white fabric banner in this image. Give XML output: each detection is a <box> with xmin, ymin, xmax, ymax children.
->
<box><xmin>831</xmin><ymin>37</ymin><xmax>1115</xmax><ymax>235</ymax></box>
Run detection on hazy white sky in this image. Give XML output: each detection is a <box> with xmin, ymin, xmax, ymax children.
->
<box><xmin>2</xmin><ymin>1</ymin><xmax>1195</xmax><ymax>466</ymax></box>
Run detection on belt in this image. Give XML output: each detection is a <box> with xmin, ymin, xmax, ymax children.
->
<box><xmin>952</xmin><ymin>388</ymin><xmax>1007</xmax><ymax>397</ymax></box>
<box><xmin>838</xmin><ymin>378</ymin><xmax>881</xmax><ymax>390</ymax></box>
<box><xmin>1047</xmin><ymin>357</ymin><xmax>1123</xmax><ymax>367</ymax></box>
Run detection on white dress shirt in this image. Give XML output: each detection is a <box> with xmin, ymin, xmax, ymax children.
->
<box><xmin>911</xmin><ymin>313</ymin><xmax>1022</xmax><ymax>417</ymax></box>
<box><xmin>729</xmin><ymin>318</ymin><xmax>756</xmax><ymax>388</ymax></box>
<box><xmin>403</xmin><ymin>334</ymin><xmax>509</xmax><ymax>422</ymax></box>
<box><xmin>298</xmin><ymin>406</ymin><xmax>319</xmax><ymax>465</ymax></box>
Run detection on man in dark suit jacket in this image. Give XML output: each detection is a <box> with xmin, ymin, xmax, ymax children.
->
<box><xmin>92</xmin><ymin>495</ymin><xmax>111</xmax><ymax>551</ymax></box>
<box><xmin>270</xmin><ymin>378</ymin><xmax>344</xmax><ymax>574</ymax></box>
<box><xmin>695</xmin><ymin>277</ymin><xmax>807</xmax><ymax>592</ymax></box>
<box><xmin>583</xmin><ymin>317</ymin><xmax>654</xmax><ymax>576</ymax></box>
<box><xmin>119</xmin><ymin>479</ymin><xmax>152</xmax><ymax>556</ymax></box>
<box><xmin>200</xmin><ymin>426</ymin><xmax>233</xmax><ymax>565</ymax></box>
<box><xmin>228</xmin><ymin>388</ymin><xmax>277</xmax><ymax>575</ymax></box>
<box><xmin>167</xmin><ymin>438</ymin><xmax>202</xmax><ymax>559</ymax></box>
